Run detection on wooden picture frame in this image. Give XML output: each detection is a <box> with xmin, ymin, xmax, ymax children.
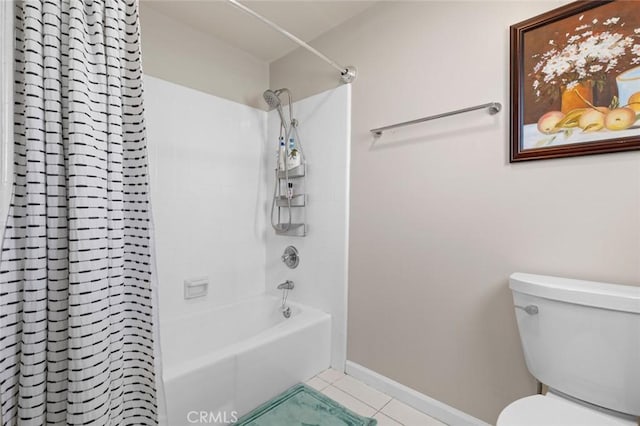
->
<box><xmin>510</xmin><ymin>0</ymin><xmax>640</xmax><ymax>162</ymax></box>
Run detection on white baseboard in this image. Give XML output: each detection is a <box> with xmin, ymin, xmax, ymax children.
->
<box><xmin>345</xmin><ymin>361</ymin><xmax>491</xmax><ymax>426</ymax></box>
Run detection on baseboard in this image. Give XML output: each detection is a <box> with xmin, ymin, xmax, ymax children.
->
<box><xmin>345</xmin><ymin>361</ymin><xmax>491</xmax><ymax>426</ymax></box>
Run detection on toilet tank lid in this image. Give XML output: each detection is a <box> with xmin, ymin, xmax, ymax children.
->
<box><xmin>509</xmin><ymin>273</ymin><xmax>640</xmax><ymax>314</ymax></box>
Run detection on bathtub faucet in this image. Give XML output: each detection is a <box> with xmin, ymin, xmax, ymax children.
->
<box><xmin>277</xmin><ymin>280</ymin><xmax>294</xmax><ymax>319</ymax></box>
<box><xmin>277</xmin><ymin>280</ymin><xmax>295</xmax><ymax>290</ymax></box>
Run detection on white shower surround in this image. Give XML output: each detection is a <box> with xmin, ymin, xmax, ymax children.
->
<box><xmin>143</xmin><ymin>76</ymin><xmax>351</xmax><ymax>417</ymax></box>
<box><xmin>144</xmin><ymin>75</ymin><xmax>268</xmax><ymax>320</ymax></box>
<box><xmin>265</xmin><ymin>85</ymin><xmax>351</xmax><ymax>370</ymax></box>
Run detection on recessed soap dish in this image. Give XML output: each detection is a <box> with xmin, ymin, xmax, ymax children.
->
<box><xmin>184</xmin><ymin>277</ymin><xmax>208</xmax><ymax>299</ymax></box>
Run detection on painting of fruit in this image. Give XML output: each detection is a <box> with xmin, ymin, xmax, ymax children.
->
<box><xmin>534</xmin><ymin>93</ymin><xmax>640</xmax><ymax>138</ymax></box>
<box><xmin>536</xmin><ymin>111</ymin><xmax>564</xmax><ymax>134</ymax></box>
<box><xmin>511</xmin><ymin>1</ymin><xmax>640</xmax><ymax>161</ymax></box>
<box><xmin>626</xmin><ymin>92</ymin><xmax>640</xmax><ymax>113</ymax></box>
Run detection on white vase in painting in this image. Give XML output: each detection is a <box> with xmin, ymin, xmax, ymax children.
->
<box><xmin>616</xmin><ymin>66</ymin><xmax>640</xmax><ymax>106</ymax></box>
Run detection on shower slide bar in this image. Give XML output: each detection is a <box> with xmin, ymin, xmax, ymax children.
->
<box><xmin>370</xmin><ymin>102</ymin><xmax>502</xmax><ymax>136</ymax></box>
<box><xmin>226</xmin><ymin>0</ymin><xmax>357</xmax><ymax>84</ymax></box>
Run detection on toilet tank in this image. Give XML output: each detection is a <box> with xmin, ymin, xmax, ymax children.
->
<box><xmin>509</xmin><ymin>273</ymin><xmax>640</xmax><ymax>416</ymax></box>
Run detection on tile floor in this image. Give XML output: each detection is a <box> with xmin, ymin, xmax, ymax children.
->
<box><xmin>306</xmin><ymin>369</ymin><xmax>447</xmax><ymax>426</ymax></box>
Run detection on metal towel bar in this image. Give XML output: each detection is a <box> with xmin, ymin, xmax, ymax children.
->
<box><xmin>370</xmin><ymin>102</ymin><xmax>502</xmax><ymax>136</ymax></box>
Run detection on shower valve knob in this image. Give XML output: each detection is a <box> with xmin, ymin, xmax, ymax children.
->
<box><xmin>281</xmin><ymin>246</ymin><xmax>299</xmax><ymax>269</ymax></box>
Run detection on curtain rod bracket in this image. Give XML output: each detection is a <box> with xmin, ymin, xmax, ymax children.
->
<box><xmin>341</xmin><ymin>66</ymin><xmax>357</xmax><ymax>84</ymax></box>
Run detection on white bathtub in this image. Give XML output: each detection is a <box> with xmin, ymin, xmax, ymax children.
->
<box><xmin>160</xmin><ymin>294</ymin><xmax>331</xmax><ymax>426</ymax></box>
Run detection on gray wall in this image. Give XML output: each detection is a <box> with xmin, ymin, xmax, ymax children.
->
<box><xmin>270</xmin><ymin>1</ymin><xmax>640</xmax><ymax>423</ymax></box>
<box><xmin>139</xmin><ymin>2</ymin><xmax>269</xmax><ymax>109</ymax></box>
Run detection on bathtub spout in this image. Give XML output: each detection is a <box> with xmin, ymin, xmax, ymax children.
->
<box><xmin>278</xmin><ymin>280</ymin><xmax>294</xmax><ymax>319</ymax></box>
<box><xmin>277</xmin><ymin>280</ymin><xmax>295</xmax><ymax>290</ymax></box>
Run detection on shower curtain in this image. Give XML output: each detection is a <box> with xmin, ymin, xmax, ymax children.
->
<box><xmin>0</xmin><ymin>1</ymin><xmax>158</xmax><ymax>425</ymax></box>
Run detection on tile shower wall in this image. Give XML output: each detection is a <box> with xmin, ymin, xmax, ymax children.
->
<box><xmin>265</xmin><ymin>85</ymin><xmax>351</xmax><ymax>370</ymax></box>
<box><xmin>144</xmin><ymin>75</ymin><xmax>268</xmax><ymax>321</ymax></box>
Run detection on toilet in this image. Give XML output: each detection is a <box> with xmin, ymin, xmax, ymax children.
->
<box><xmin>498</xmin><ymin>273</ymin><xmax>640</xmax><ymax>426</ymax></box>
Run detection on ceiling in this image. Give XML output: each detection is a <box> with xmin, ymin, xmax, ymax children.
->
<box><xmin>142</xmin><ymin>1</ymin><xmax>377</xmax><ymax>63</ymax></box>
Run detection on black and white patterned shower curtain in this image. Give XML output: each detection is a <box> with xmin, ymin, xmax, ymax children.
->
<box><xmin>0</xmin><ymin>1</ymin><xmax>157</xmax><ymax>425</ymax></box>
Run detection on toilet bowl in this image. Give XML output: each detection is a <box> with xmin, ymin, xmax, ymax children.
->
<box><xmin>498</xmin><ymin>273</ymin><xmax>640</xmax><ymax>426</ymax></box>
<box><xmin>497</xmin><ymin>391</ymin><xmax>637</xmax><ymax>426</ymax></box>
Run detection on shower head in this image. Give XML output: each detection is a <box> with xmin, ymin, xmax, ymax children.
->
<box><xmin>263</xmin><ymin>89</ymin><xmax>282</xmax><ymax>110</ymax></box>
<box><xmin>263</xmin><ymin>88</ymin><xmax>290</xmax><ymax>130</ymax></box>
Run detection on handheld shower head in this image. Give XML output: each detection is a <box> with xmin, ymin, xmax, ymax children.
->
<box><xmin>263</xmin><ymin>88</ymin><xmax>290</xmax><ymax>130</ymax></box>
<box><xmin>263</xmin><ymin>89</ymin><xmax>282</xmax><ymax>110</ymax></box>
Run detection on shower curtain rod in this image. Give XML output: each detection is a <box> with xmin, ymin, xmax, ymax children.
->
<box><xmin>227</xmin><ymin>0</ymin><xmax>357</xmax><ymax>84</ymax></box>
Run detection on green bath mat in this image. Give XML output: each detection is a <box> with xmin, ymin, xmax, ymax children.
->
<box><xmin>236</xmin><ymin>383</ymin><xmax>377</xmax><ymax>426</ymax></box>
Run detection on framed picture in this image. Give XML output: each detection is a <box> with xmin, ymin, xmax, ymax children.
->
<box><xmin>510</xmin><ymin>0</ymin><xmax>640</xmax><ymax>162</ymax></box>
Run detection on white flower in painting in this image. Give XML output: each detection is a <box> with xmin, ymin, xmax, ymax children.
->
<box><xmin>568</xmin><ymin>35</ymin><xmax>580</xmax><ymax>43</ymax></box>
<box><xmin>566</xmin><ymin>81</ymin><xmax>579</xmax><ymax>90</ymax></box>
<box><xmin>533</xmin><ymin>48</ymin><xmax>557</xmax><ymax>73</ymax></box>
<box><xmin>532</xmin><ymin>16</ymin><xmax>640</xmax><ymax>99</ymax></box>
<box><xmin>578</xmin><ymin>33</ymin><xmax>633</xmax><ymax>62</ymax></box>
<box><xmin>533</xmin><ymin>60</ymin><xmax>542</xmax><ymax>74</ymax></box>
<box><xmin>542</xmin><ymin>55</ymin><xmax>572</xmax><ymax>82</ymax></box>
